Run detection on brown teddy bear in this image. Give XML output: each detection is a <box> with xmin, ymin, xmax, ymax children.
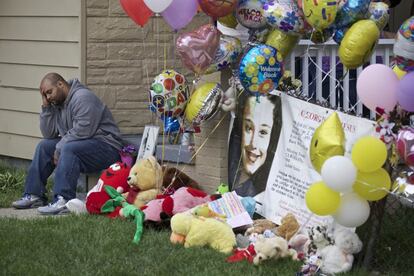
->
<box><xmin>275</xmin><ymin>213</ymin><xmax>300</xmax><ymax>241</ymax></box>
<box><xmin>245</xmin><ymin>219</ymin><xmax>278</xmax><ymax>236</ymax></box>
<box><xmin>123</xmin><ymin>156</ymin><xmax>162</xmax><ymax>208</ymax></box>
<box><xmin>161</xmin><ymin>166</ymin><xmax>200</xmax><ymax>193</ymax></box>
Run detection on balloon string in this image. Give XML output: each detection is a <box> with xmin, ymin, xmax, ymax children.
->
<box><xmin>164</xmin><ymin>40</ymin><xmax>167</xmax><ymax>70</ymax></box>
<box><xmin>157</xmin><ymin>17</ymin><xmax>159</xmax><ymax>75</ymax></box>
<box><xmin>141</xmin><ymin>28</ymin><xmax>156</xmax><ymax>125</ymax></box>
<box><xmin>176</xmin><ymin>112</ymin><xmax>229</xmax><ymax>177</ymax></box>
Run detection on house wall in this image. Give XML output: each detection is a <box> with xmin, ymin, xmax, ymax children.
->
<box><xmin>0</xmin><ymin>0</ymin><xmax>85</xmax><ymax>160</ymax></box>
<box><xmin>85</xmin><ymin>0</ymin><xmax>229</xmax><ymax>193</ymax></box>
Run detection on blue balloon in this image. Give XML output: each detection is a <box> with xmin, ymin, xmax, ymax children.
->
<box><xmin>163</xmin><ymin>116</ymin><xmax>180</xmax><ymax>133</ymax></box>
<box><xmin>239</xmin><ymin>44</ymin><xmax>283</xmax><ymax>95</ymax></box>
<box><xmin>334</xmin><ymin>0</ymin><xmax>371</xmax><ymax>29</ymax></box>
<box><xmin>333</xmin><ymin>28</ymin><xmax>347</xmax><ymax>44</ymax></box>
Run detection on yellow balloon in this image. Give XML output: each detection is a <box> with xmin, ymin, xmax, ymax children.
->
<box><xmin>310</xmin><ymin>112</ymin><xmax>345</xmax><ymax>173</ymax></box>
<box><xmin>351</xmin><ymin>136</ymin><xmax>387</xmax><ymax>173</ymax></box>
<box><xmin>218</xmin><ymin>13</ymin><xmax>238</xmax><ymax>29</ymax></box>
<box><xmin>305</xmin><ymin>181</ymin><xmax>341</xmax><ymax>216</ymax></box>
<box><xmin>393</xmin><ymin>65</ymin><xmax>407</xmax><ymax>80</ymax></box>
<box><xmin>185</xmin><ymin>82</ymin><xmax>223</xmax><ymax>125</ymax></box>
<box><xmin>302</xmin><ymin>0</ymin><xmax>337</xmax><ymax>31</ymax></box>
<box><xmin>339</xmin><ymin>20</ymin><xmax>380</xmax><ymax>69</ymax></box>
<box><xmin>353</xmin><ymin>168</ymin><xmax>391</xmax><ymax>201</ymax></box>
<box><xmin>265</xmin><ymin>29</ymin><xmax>300</xmax><ymax>60</ymax></box>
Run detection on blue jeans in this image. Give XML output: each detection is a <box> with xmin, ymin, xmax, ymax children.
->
<box><xmin>24</xmin><ymin>138</ymin><xmax>120</xmax><ymax>201</ymax></box>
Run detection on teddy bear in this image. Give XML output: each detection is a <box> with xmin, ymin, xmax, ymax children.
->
<box><xmin>244</xmin><ymin>219</ymin><xmax>278</xmax><ymax>236</ymax></box>
<box><xmin>161</xmin><ymin>166</ymin><xmax>200</xmax><ymax>194</ymax></box>
<box><xmin>170</xmin><ymin>213</ymin><xmax>236</xmax><ymax>254</ymax></box>
<box><xmin>319</xmin><ymin>228</ymin><xmax>363</xmax><ymax>275</ymax></box>
<box><xmin>123</xmin><ymin>156</ymin><xmax>163</xmax><ymax>209</ymax></box>
<box><xmin>141</xmin><ymin>187</ymin><xmax>217</xmax><ymax>223</ymax></box>
<box><xmin>85</xmin><ymin>162</ymin><xmax>131</xmax><ymax>217</ymax></box>
<box><xmin>253</xmin><ymin>236</ymin><xmax>298</xmax><ymax>265</ymax></box>
<box><xmin>275</xmin><ymin>213</ymin><xmax>300</xmax><ymax>241</ymax></box>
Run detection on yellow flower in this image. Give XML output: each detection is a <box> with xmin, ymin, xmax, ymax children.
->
<box><xmin>244</xmin><ymin>63</ymin><xmax>259</xmax><ymax>78</ymax></box>
<box><xmin>256</xmin><ymin>55</ymin><xmax>266</xmax><ymax>65</ymax></box>
<box><xmin>252</xmin><ymin>77</ymin><xmax>259</xmax><ymax>84</ymax></box>
<box><xmin>269</xmin><ymin>57</ymin><xmax>276</xmax><ymax>66</ymax></box>
<box><xmin>263</xmin><ymin>47</ymin><xmax>272</xmax><ymax>56</ymax></box>
<box><xmin>249</xmin><ymin>84</ymin><xmax>259</xmax><ymax>92</ymax></box>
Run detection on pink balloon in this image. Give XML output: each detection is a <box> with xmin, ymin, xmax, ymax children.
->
<box><xmin>397</xmin><ymin>128</ymin><xmax>414</xmax><ymax>168</ymax></box>
<box><xmin>162</xmin><ymin>0</ymin><xmax>198</xmax><ymax>31</ymax></box>
<box><xmin>176</xmin><ymin>24</ymin><xmax>221</xmax><ymax>75</ymax></box>
<box><xmin>356</xmin><ymin>64</ymin><xmax>398</xmax><ymax>112</ymax></box>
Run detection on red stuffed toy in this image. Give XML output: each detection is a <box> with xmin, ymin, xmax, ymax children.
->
<box><xmin>141</xmin><ymin>187</ymin><xmax>218</xmax><ymax>222</ymax></box>
<box><xmin>86</xmin><ymin>162</ymin><xmax>131</xmax><ymax>217</ymax></box>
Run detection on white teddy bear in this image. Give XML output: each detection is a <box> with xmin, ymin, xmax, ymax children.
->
<box><xmin>319</xmin><ymin>228</ymin><xmax>363</xmax><ymax>274</ymax></box>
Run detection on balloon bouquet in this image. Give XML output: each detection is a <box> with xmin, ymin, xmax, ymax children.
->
<box><xmin>306</xmin><ymin>112</ymin><xmax>390</xmax><ymax>228</ymax></box>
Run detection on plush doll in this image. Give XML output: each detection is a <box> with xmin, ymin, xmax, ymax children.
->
<box><xmin>123</xmin><ymin>156</ymin><xmax>163</xmax><ymax>209</ymax></box>
<box><xmin>141</xmin><ymin>187</ymin><xmax>216</xmax><ymax>222</ymax></box>
<box><xmin>161</xmin><ymin>166</ymin><xmax>200</xmax><ymax>194</ymax></box>
<box><xmin>319</xmin><ymin>229</ymin><xmax>363</xmax><ymax>275</ymax></box>
<box><xmin>245</xmin><ymin>219</ymin><xmax>278</xmax><ymax>236</ymax></box>
<box><xmin>304</xmin><ymin>225</ymin><xmax>334</xmax><ymax>256</ymax></box>
<box><xmin>253</xmin><ymin>236</ymin><xmax>298</xmax><ymax>265</ymax></box>
<box><xmin>101</xmin><ymin>185</ymin><xmax>145</xmax><ymax>244</ymax></box>
<box><xmin>288</xmin><ymin>233</ymin><xmax>309</xmax><ymax>261</ymax></box>
<box><xmin>85</xmin><ymin>162</ymin><xmax>131</xmax><ymax>217</ymax></box>
<box><xmin>170</xmin><ymin>213</ymin><xmax>236</xmax><ymax>254</ymax></box>
<box><xmin>226</xmin><ymin>244</ymin><xmax>256</xmax><ymax>263</ymax></box>
<box><xmin>276</xmin><ymin>213</ymin><xmax>300</xmax><ymax>241</ymax></box>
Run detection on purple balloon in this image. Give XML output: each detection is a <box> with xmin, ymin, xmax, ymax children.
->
<box><xmin>162</xmin><ymin>0</ymin><xmax>198</xmax><ymax>31</ymax></box>
<box><xmin>398</xmin><ymin>72</ymin><xmax>414</xmax><ymax>112</ymax></box>
<box><xmin>356</xmin><ymin>64</ymin><xmax>398</xmax><ymax>112</ymax></box>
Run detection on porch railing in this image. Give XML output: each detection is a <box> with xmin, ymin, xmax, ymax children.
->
<box><xmin>285</xmin><ymin>39</ymin><xmax>395</xmax><ymax>119</ymax></box>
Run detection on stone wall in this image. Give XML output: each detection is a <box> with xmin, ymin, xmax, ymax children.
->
<box><xmin>85</xmin><ymin>0</ymin><xmax>230</xmax><ymax>193</ymax></box>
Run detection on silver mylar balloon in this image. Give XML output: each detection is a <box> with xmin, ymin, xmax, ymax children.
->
<box><xmin>185</xmin><ymin>82</ymin><xmax>223</xmax><ymax>125</ymax></box>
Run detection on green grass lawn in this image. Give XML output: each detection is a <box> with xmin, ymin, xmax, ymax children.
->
<box><xmin>0</xmin><ymin>163</ymin><xmax>412</xmax><ymax>275</ymax></box>
<box><xmin>0</xmin><ymin>215</ymin><xmax>304</xmax><ymax>275</ymax></box>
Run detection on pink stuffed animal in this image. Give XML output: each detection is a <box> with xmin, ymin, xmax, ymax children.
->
<box><xmin>141</xmin><ymin>187</ymin><xmax>216</xmax><ymax>222</ymax></box>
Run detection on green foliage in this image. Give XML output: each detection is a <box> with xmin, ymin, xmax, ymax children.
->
<box><xmin>0</xmin><ymin>164</ymin><xmax>26</xmax><ymax>207</ymax></box>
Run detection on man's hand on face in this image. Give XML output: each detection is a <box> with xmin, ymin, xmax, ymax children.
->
<box><xmin>40</xmin><ymin>90</ymin><xmax>50</xmax><ymax>107</ymax></box>
<box><xmin>53</xmin><ymin>150</ymin><xmax>59</xmax><ymax>166</ymax></box>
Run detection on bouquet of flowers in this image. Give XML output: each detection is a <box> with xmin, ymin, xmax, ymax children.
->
<box><xmin>120</xmin><ymin>144</ymin><xmax>138</xmax><ymax>167</ymax></box>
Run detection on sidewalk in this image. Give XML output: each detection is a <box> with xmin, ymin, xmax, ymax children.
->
<box><xmin>0</xmin><ymin>208</ymin><xmax>69</xmax><ymax>219</ymax></box>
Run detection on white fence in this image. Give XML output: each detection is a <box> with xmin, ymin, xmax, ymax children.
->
<box><xmin>285</xmin><ymin>39</ymin><xmax>395</xmax><ymax>118</ymax></box>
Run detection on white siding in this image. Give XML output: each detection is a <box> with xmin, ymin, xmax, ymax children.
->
<box><xmin>0</xmin><ymin>0</ymin><xmax>85</xmax><ymax>160</ymax></box>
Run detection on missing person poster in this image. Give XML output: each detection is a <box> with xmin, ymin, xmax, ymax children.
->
<box><xmin>228</xmin><ymin>92</ymin><xmax>376</xmax><ymax>226</ymax></box>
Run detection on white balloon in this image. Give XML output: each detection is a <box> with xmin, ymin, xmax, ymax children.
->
<box><xmin>143</xmin><ymin>0</ymin><xmax>173</xmax><ymax>13</ymax></box>
<box><xmin>321</xmin><ymin>156</ymin><xmax>357</xmax><ymax>193</ymax></box>
<box><xmin>334</xmin><ymin>193</ymin><xmax>370</xmax><ymax>228</ymax></box>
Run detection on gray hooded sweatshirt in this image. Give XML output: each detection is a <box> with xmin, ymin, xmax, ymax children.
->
<box><xmin>39</xmin><ymin>79</ymin><xmax>123</xmax><ymax>154</ymax></box>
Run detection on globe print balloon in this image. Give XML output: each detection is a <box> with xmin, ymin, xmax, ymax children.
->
<box><xmin>239</xmin><ymin>44</ymin><xmax>284</xmax><ymax>94</ymax></box>
<box><xmin>149</xmin><ymin>69</ymin><xmax>189</xmax><ymax>118</ymax></box>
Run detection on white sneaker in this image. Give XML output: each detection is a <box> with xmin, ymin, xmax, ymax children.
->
<box><xmin>38</xmin><ymin>195</ymin><xmax>69</xmax><ymax>215</ymax></box>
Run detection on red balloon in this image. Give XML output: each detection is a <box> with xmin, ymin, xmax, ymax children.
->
<box><xmin>119</xmin><ymin>0</ymin><xmax>153</xmax><ymax>27</ymax></box>
<box><xmin>198</xmin><ymin>0</ymin><xmax>237</xmax><ymax>18</ymax></box>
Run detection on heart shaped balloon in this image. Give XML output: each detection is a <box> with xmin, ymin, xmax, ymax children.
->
<box><xmin>204</xmin><ymin>35</ymin><xmax>242</xmax><ymax>74</ymax></box>
<box><xmin>143</xmin><ymin>0</ymin><xmax>173</xmax><ymax>13</ymax></box>
<box><xmin>199</xmin><ymin>0</ymin><xmax>238</xmax><ymax>18</ymax></box>
<box><xmin>176</xmin><ymin>24</ymin><xmax>221</xmax><ymax>75</ymax></box>
<box><xmin>119</xmin><ymin>0</ymin><xmax>153</xmax><ymax>27</ymax></box>
<box><xmin>397</xmin><ymin>128</ymin><xmax>414</xmax><ymax>168</ymax></box>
